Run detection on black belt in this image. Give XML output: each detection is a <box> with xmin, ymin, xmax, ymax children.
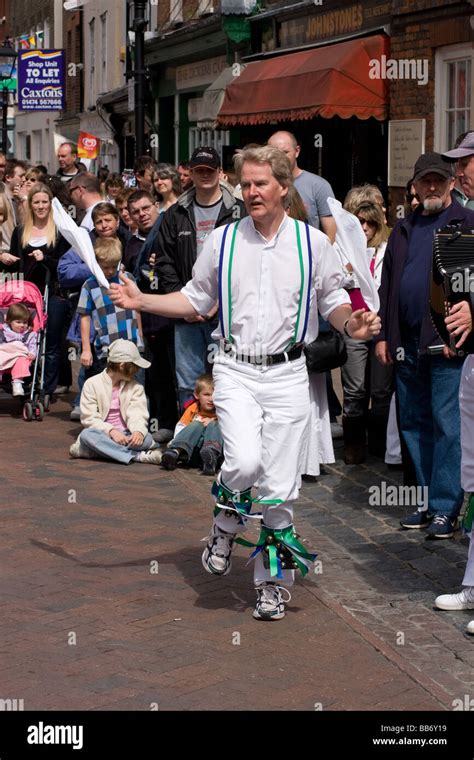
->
<box><xmin>225</xmin><ymin>344</ymin><xmax>304</xmax><ymax>366</ymax></box>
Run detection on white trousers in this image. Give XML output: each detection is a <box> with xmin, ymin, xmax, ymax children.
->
<box><xmin>212</xmin><ymin>355</ymin><xmax>311</xmax><ymax>587</ymax></box>
<box><xmin>460</xmin><ymin>355</ymin><xmax>474</xmax><ymax>587</ymax></box>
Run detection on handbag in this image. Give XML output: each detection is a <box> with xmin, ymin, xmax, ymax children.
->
<box><xmin>304</xmin><ymin>329</ymin><xmax>347</xmax><ymax>373</ymax></box>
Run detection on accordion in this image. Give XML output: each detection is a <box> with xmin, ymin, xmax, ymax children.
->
<box><xmin>430</xmin><ymin>225</ymin><xmax>474</xmax><ymax>356</ymax></box>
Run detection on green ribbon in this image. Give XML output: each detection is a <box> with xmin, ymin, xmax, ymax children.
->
<box><xmin>212</xmin><ymin>481</ymin><xmax>253</xmax><ymax>520</ymax></box>
<box><xmin>464</xmin><ymin>493</ymin><xmax>474</xmax><ymax>533</ymax></box>
<box><xmin>236</xmin><ymin>525</ymin><xmax>317</xmax><ymax>577</ymax></box>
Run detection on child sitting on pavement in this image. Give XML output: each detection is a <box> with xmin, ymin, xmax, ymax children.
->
<box><xmin>77</xmin><ymin>236</ymin><xmax>144</xmax><ymax>378</ymax></box>
<box><xmin>0</xmin><ymin>304</ymin><xmax>37</xmax><ymax>395</ymax></box>
<box><xmin>161</xmin><ymin>373</ymin><xmax>223</xmax><ymax>475</ymax></box>
<box><xmin>69</xmin><ymin>339</ymin><xmax>162</xmax><ymax>465</ymax></box>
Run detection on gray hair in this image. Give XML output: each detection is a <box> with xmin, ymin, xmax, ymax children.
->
<box><xmin>233</xmin><ymin>145</ymin><xmax>293</xmax><ymax>188</ymax></box>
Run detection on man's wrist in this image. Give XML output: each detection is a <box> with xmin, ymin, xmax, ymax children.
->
<box><xmin>343</xmin><ymin>317</ymin><xmax>352</xmax><ymax>338</ymax></box>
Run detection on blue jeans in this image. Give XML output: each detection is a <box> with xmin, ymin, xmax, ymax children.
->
<box><xmin>45</xmin><ymin>295</ymin><xmax>72</xmax><ymax>394</ymax></box>
<box><xmin>170</xmin><ymin>419</ymin><xmax>223</xmax><ymax>460</ymax></box>
<box><xmin>79</xmin><ymin>428</ymin><xmax>154</xmax><ymax>464</ymax></box>
<box><xmin>395</xmin><ymin>335</ymin><xmax>464</xmax><ymax>517</ymax></box>
<box><xmin>174</xmin><ymin>321</ymin><xmax>217</xmax><ymax>412</ymax></box>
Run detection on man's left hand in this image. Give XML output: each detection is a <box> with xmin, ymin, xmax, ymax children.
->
<box><xmin>347</xmin><ymin>309</ymin><xmax>381</xmax><ymax>340</ymax></box>
<box><xmin>445</xmin><ymin>300</ymin><xmax>472</xmax><ymax>348</ymax></box>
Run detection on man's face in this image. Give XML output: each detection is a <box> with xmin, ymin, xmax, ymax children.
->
<box><xmin>57</xmin><ymin>146</ymin><xmax>76</xmax><ymax>171</ymax></box>
<box><xmin>189</xmin><ymin>165</ymin><xmax>220</xmax><ymax>193</ymax></box>
<box><xmin>178</xmin><ymin>165</ymin><xmax>192</xmax><ymax>190</ymax></box>
<box><xmin>6</xmin><ymin>166</ymin><xmax>25</xmax><ymax>189</ymax></box>
<box><xmin>413</xmin><ymin>173</ymin><xmax>454</xmax><ymax>214</ymax></box>
<box><xmin>455</xmin><ymin>156</ymin><xmax>474</xmax><ymax>200</ymax></box>
<box><xmin>129</xmin><ymin>197</ymin><xmax>159</xmax><ymax>233</ymax></box>
<box><xmin>267</xmin><ymin>134</ymin><xmax>300</xmax><ymax>172</ymax></box>
<box><xmin>241</xmin><ymin>161</ymin><xmax>288</xmax><ymax>226</ymax></box>
<box><xmin>94</xmin><ymin>213</ymin><xmax>119</xmax><ymax>238</ymax></box>
<box><xmin>69</xmin><ymin>183</ymin><xmax>86</xmax><ymax>210</ymax></box>
<box><xmin>135</xmin><ymin>168</ymin><xmax>154</xmax><ymax>192</ymax></box>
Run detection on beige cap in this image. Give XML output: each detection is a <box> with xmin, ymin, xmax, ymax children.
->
<box><xmin>107</xmin><ymin>339</ymin><xmax>150</xmax><ymax>369</ymax></box>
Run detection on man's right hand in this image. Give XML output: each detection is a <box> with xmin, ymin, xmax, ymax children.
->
<box><xmin>109</xmin><ymin>272</ymin><xmax>142</xmax><ymax>311</ymax></box>
<box><xmin>375</xmin><ymin>340</ymin><xmax>393</xmax><ymax>366</ymax></box>
<box><xmin>80</xmin><ymin>349</ymin><xmax>93</xmax><ymax>368</ymax></box>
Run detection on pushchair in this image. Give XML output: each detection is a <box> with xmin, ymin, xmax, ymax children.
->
<box><xmin>0</xmin><ymin>274</ymin><xmax>50</xmax><ymax>420</ymax></box>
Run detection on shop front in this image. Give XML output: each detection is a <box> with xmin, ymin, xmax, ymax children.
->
<box><xmin>217</xmin><ymin>0</ymin><xmax>392</xmax><ymax>203</ymax></box>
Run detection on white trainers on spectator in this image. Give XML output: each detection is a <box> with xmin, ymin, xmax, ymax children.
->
<box><xmin>69</xmin><ymin>441</ymin><xmax>95</xmax><ymax>459</ymax></box>
<box><xmin>70</xmin><ymin>405</ymin><xmax>81</xmax><ymax>421</ymax></box>
<box><xmin>435</xmin><ymin>586</ymin><xmax>474</xmax><ymax>610</ymax></box>
<box><xmin>137</xmin><ymin>449</ymin><xmax>163</xmax><ymax>465</ymax></box>
<box><xmin>55</xmin><ymin>386</ymin><xmax>71</xmax><ymax>395</ymax></box>
<box><xmin>467</xmin><ymin>620</ymin><xmax>474</xmax><ymax>635</ymax></box>
<box><xmin>152</xmin><ymin>428</ymin><xmax>174</xmax><ymax>444</ymax></box>
<box><xmin>12</xmin><ymin>380</ymin><xmax>24</xmax><ymax>396</ymax></box>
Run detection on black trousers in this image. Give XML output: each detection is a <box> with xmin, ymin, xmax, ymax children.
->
<box><xmin>144</xmin><ymin>327</ymin><xmax>179</xmax><ymax>432</ymax></box>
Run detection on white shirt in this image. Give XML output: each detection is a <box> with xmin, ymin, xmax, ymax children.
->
<box><xmin>80</xmin><ymin>201</ymin><xmax>102</xmax><ymax>232</ymax></box>
<box><xmin>181</xmin><ymin>214</ymin><xmax>350</xmax><ymax>356</ymax></box>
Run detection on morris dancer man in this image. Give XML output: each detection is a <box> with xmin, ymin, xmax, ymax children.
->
<box><xmin>110</xmin><ymin>146</ymin><xmax>381</xmax><ymax>621</ymax></box>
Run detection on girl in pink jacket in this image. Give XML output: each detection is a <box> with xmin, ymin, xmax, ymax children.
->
<box><xmin>0</xmin><ymin>304</ymin><xmax>37</xmax><ymax>395</ymax></box>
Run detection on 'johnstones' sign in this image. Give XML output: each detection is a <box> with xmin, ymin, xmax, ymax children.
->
<box><xmin>18</xmin><ymin>49</ymin><xmax>65</xmax><ymax>111</ymax></box>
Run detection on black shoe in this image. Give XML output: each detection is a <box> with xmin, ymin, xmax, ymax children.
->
<box><xmin>400</xmin><ymin>510</ymin><xmax>433</xmax><ymax>529</ymax></box>
<box><xmin>426</xmin><ymin>514</ymin><xmax>458</xmax><ymax>539</ymax></box>
<box><xmin>302</xmin><ymin>474</ymin><xmax>318</xmax><ymax>483</ymax></box>
<box><xmin>200</xmin><ymin>448</ymin><xmax>218</xmax><ymax>476</ymax></box>
<box><xmin>161</xmin><ymin>448</ymin><xmax>182</xmax><ymax>470</ymax></box>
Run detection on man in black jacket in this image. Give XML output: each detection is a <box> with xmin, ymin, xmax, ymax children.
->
<box><xmin>376</xmin><ymin>152</ymin><xmax>474</xmax><ymax>538</ymax></box>
<box><xmin>156</xmin><ymin>147</ymin><xmax>245</xmax><ymax>410</ymax></box>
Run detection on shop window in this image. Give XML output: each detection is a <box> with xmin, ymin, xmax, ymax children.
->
<box><xmin>435</xmin><ymin>43</ymin><xmax>474</xmax><ymax>152</ymax></box>
<box><xmin>188</xmin><ymin>128</ymin><xmax>230</xmax><ymax>164</ymax></box>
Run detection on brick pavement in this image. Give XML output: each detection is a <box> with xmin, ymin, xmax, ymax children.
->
<box><xmin>0</xmin><ymin>389</ymin><xmax>472</xmax><ymax>712</ymax></box>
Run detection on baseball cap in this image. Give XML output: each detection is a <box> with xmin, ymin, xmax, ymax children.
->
<box><xmin>189</xmin><ymin>147</ymin><xmax>220</xmax><ymax>170</ymax></box>
<box><xmin>107</xmin><ymin>339</ymin><xmax>151</xmax><ymax>369</ymax></box>
<box><xmin>412</xmin><ymin>152</ymin><xmax>455</xmax><ymax>182</ymax></box>
<box><xmin>442</xmin><ymin>132</ymin><xmax>474</xmax><ymax>160</ymax></box>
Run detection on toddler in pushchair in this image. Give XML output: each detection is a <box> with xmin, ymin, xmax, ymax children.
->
<box><xmin>0</xmin><ymin>278</ymin><xmax>50</xmax><ymax>420</ymax></box>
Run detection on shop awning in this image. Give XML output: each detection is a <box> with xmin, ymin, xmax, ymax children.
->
<box><xmin>217</xmin><ymin>35</ymin><xmax>389</xmax><ymax>126</ymax></box>
<box><xmin>197</xmin><ymin>66</ymin><xmax>244</xmax><ymax>128</ymax></box>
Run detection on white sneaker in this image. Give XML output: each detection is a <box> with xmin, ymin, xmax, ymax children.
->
<box><xmin>466</xmin><ymin>620</ymin><xmax>474</xmax><ymax>635</ymax></box>
<box><xmin>202</xmin><ymin>525</ymin><xmax>234</xmax><ymax>576</ymax></box>
<box><xmin>70</xmin><ymin>405</ymin><xmax>81</xmax><ymax>421</ymax></box>
<box><xmin>55</xmin><ymin>385</ymin><xmax>71</xmax><ymax>395</ymax></box>
<box><xmin>435</xmin><ymin>586</ymin><xmax>474</xmax><ymax>611</ymax></box>
<box><xmin>12</xmin><ymin>380</ymin><xmax>24</xmax><ymax>396</ymax></box>
<box><xmin>69</xmin><ymin>441</ymin><xmax>95</xmax><ymax>459</ymax></box>
<box><xmin>137</xmin><ymin>449</ymin><xmax>163</xmax><ymax>465</ymax></box>
<box><xmin>253</xmin><ymin>583</ymin><xmax>292</xmax><ymax>621</ymax></box>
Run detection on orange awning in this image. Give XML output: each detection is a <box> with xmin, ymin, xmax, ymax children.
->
<box><xmin>217</xmin><ymin>35</ymin><xmax>389</xmax><ymax>126</ymax></box>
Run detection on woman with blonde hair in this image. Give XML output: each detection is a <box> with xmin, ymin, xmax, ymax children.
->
<box><xmin>9</xmin><ymin>183</ymin><xmax>70</xmax><ymax>395</ymax></box>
